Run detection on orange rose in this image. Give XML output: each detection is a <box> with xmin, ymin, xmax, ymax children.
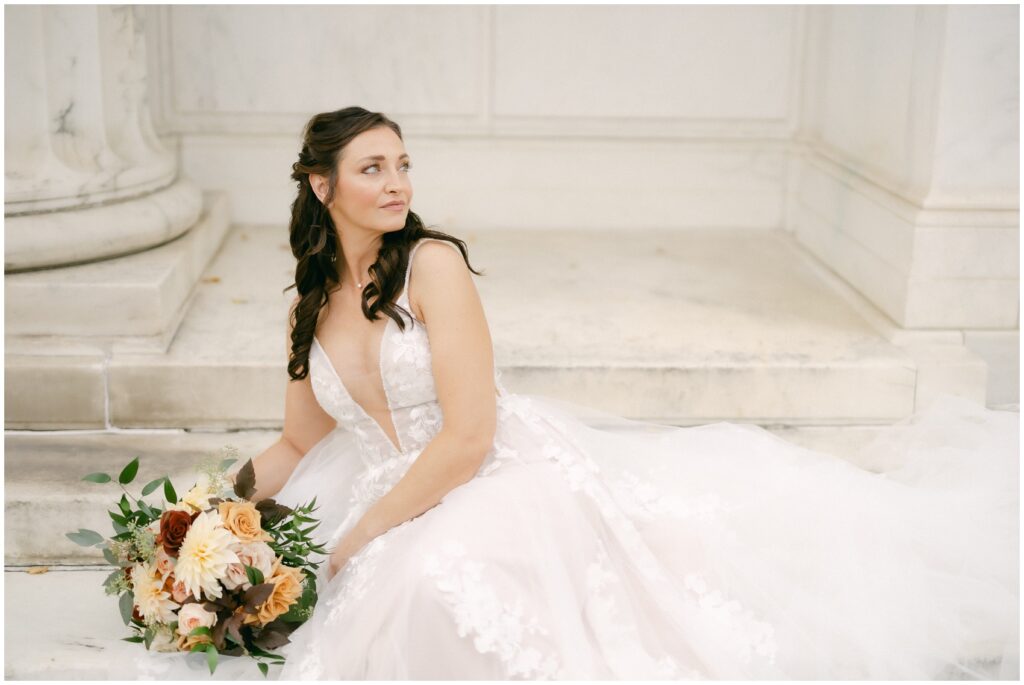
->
<box><xmin>218</xmin><ymin>500</ymin><xmax>273</xmax><ymax>544</ymax></box>
<box><xmin>242</xmin><ymin>557</ymin><xmax>304</xmax><ymax>626</ymax></box>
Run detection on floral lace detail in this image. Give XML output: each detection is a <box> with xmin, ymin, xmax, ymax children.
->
<box><xmin>607</xmin><ymin>469</ymin><xmax>728</xmax><ymax>523</ymax></box>
<box><xmin>349</xmin><ymin>450</ymin><xmax>420</xmax><ymax>507</ymax></box>
<box><xmin>310</xmin><ymin>346</ymin><xmax>361</xmax><ymax>425</ymax></box>
<box><xmin>406</xmin><ymin>402</ymin><xmax>444</xmax><ymax>448</ymax></box>
<box><xmin>478</xmin><ymin>442</ymin><xmax>524</xmax><ymax>477</ymax></box>
<box><xmin>421</xmin><ymin>539</ymin><xmax>561</xmax><ymax>680</ymax></box>
<box><xmin>502</xmin><ymin>396</ymin><xmax>669</xmax><ymax>581</ymax></box>
<box><xmin>683</xmin><ymin>572</ymin><xmax>778</xmax><ymax>667</ymax></box>
<box><xmin>584</xmin><ymin>539</ymin><xmax>695</xmax><ymax>679</ymax></box>
<box><xmin>290</xmin><ymin>532</ymin><xmax>394</xmax><ymax>678</ymax></box>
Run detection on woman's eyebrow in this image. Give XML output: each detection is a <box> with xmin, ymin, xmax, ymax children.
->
<box><xmin>357</xmin><ymin>153</ymin><xmax>410</xmax><ymax>162</ymax></box>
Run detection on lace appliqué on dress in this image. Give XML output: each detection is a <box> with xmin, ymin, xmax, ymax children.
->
<box><xmin>682</xmin><ymin>572</ymin><xmax>778</xmax><ymax>667</ymax></box>
<box><xmin>421</xmin><ymin>539</ymin><xmax>561</xmax><ymax>680</ymax></box>
<box><xmin>584</xmin><ymin>539</ymin><xmax>701</xmax><ymax>679</ymax></box>
<box><xmin>291</xmin><ymin>533</ymin><xmax>394</xmax><ymax>678</ymax></box>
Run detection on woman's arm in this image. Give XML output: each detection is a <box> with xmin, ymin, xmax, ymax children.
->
<box><xmin>229</xmin><ymin>436</ymin><xmax>305</xmax><ymax>503</ymax></box>
<box><xmin>228</xmin><ymin>296</ymin><xmax>337</xmax><ymax>502</ymax></box>
<box><xmin>328</xmin><ymin>241</ymin><xmax>497</xmax><ymax>575</ymax></box>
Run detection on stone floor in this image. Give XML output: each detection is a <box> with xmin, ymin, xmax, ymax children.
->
<box><xmin>4</xmin><ymin>565</ymin><xmax>1014</xmax><ymax>680</ymax></box>
<box><xmin>9</xmin><ymin>225</ymin><xmax>988</xmax><ymax>430</ymax></box>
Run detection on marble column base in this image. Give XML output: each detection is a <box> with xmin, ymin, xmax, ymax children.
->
<box><xmin>5</xmin><ymin>191</ymin><xmax>229</xmax><ymax>344</ymax></box>
<box><xmin>5</xmin><ymin>178</ymin><xmax>203</xmax><ymax>272</ymax></box>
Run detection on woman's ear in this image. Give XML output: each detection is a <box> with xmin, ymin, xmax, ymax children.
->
<box><xmin>309</xmin><ymin>173</ymin><xmax>328</xmax><ymax>205</ymax></box>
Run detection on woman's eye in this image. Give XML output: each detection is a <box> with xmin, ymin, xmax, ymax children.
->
<box><xmin>363</xmin><ymin>162</ymin><xmax>411</xmax><ymax>173</ymax></box>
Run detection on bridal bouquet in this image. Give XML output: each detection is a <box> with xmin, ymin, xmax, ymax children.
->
<box><xmin>65</xmin><ymin>447</ymin><xmax>326</xmax><ymax>677</ymax></box>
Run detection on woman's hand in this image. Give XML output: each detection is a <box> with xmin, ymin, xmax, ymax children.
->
<box><xmin>325</xmin><ymin>524</ymin><xmax>374</xmax><ymax>582</ymax></box>
<box><xmin>326</xmin><ymin>548</ymin><xmax>352</xmax><ymax>582</ymax></box>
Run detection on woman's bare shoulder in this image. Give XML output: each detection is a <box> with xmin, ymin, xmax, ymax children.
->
<box><xmin>408</xmin><ymin>239</ymin><xmax>469</xmax><ymax>322</ymax></box>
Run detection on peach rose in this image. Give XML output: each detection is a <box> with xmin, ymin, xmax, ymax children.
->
<box><xmin>242</xmin><ymin>557</ymin><xmax>305</xmax><ymax>626</ymax></box>
<box><xmin>168</xmin><ymin>576</ymin><xmax>190</xmax><ymax>604</ymax></box>
<box><xmin>154</xmin><ymin>548</ymin><xmax>176</xmax><ymax>577</ymax></box>
<box><xmin>223</xmin><ymin>541</ymin><xmax>276</xmax><ymax>591</ymax></box>
<box><xmin>218</xmin><ymin>500</ymin><xmax>273</xmax><ymax>544</ymax></box>
<box><xmin>176</xmin><ymin>603</ymin><xmax>218</xmax><ymax>638</ymax></box>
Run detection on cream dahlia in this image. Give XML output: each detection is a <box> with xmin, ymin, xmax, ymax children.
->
<box><xmin>131</xmin><ymin>560</ymin><xmax>180</xmax><ymax>624</ymax></box>
<box><xmin>174</xmin><ymin>509</ymin><xmax>241</xmax><ymax>600</ymax></box>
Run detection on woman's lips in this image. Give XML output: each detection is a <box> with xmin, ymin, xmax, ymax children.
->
<box><xmin>381</xmin><ymin>203</ymin><xmax>406</xmax><ymax>211</ymax></box>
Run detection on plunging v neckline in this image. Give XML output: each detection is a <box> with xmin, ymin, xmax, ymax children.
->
<box><xmin>313</xmin><ymin>325</ymin><xmax>403</xmax><ymax>455</ymax></box>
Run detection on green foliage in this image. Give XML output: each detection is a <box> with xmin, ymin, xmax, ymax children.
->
<box><xmin>206</xmin><ymin>643</ymin><xmax>219</xmax><ymax>674</ymax></box>
<box><xmin>141</xmin><ymin>477</ymin><xmax>164</xmax><ymax>496</ymax></box>
<box><xmin>118</xmin><ymin>457</ymin><xmax>140</xmax><ymax>485</ymax></box>
<box><xmin>119</xmin><ymin>591</ymin><xmax>134</xmax><ymax>626</ymax></box>
<box><xmin>66</xmin><ymin>528</ymin><xmax>104</xmax><ymax>547</ymax></box>
<box><xmin>244</xmin><ymin>563</ymin><xmax>265</xmax><ymax>587</ymax></box>
<box><xmin>163</xmin><ymin>477</ymin><xmax>177</xmax><ymax>503</ymax></box>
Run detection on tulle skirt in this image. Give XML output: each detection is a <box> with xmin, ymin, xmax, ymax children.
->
<box><xmin>128</xmin><ymin>392</ymin><xmax>1018</xmax><ymax>680</ymax></box>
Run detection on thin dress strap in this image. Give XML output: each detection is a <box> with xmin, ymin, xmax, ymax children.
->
<box><xmin>400</xmin><ymin>238</ymin><xmax>463</xmax><ymax>322</ymax></box>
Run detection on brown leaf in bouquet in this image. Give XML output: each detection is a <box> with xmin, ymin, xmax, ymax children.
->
<box><xmin>232</xmin><ymin>459</ymin><xmax>257</xmax><ymax>500</ymax></box>
<box><xmin>241</xmin><ymin>582</ymin><xmax>277</xmax><ymax>621</ymax></box>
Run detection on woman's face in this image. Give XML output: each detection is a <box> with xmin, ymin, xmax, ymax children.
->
<box><xmin>320</xmin><ymin>126</ymin><xmax>413</xmax><ymax>236</ymax></box>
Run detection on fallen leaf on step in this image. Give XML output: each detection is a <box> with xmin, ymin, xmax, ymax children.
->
<box><xmin>202</xmin><ymin>276</ymin><xmax>221</xmax><ymax>284</ymax></box>
<box><xmin>26</xmin><ymin>566</ymin><xmax>50</xmax><ymax>574</ymax></box>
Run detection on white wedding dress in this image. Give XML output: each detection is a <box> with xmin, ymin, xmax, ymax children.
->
<box><xmin>130</xmin><ymin>238</ymin><xmax>1018</xmax><ymax>680</ymax></box>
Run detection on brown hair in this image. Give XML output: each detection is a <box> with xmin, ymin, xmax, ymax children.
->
<box><xmin>284</xmin><ymin>106</ymin><xmax>481</xmax><ymax>381</ymax></box>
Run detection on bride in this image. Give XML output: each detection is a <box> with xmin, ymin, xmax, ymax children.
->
<box><xmin>133</xmin><ymin>106</ymin><xmax>1018</xmax><ymax>680</ymax></box>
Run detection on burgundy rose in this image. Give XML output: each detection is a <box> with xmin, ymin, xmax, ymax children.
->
<box><xmin>159</xmin><ymin>509</ymin><xmax>200</xmax><ymax>558</ymax></box>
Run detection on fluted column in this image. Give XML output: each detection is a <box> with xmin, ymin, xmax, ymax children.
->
<box><xmin>4</xmin><ymin>4</ymin><xmax>201</xmax><ymax>272</ymax></box>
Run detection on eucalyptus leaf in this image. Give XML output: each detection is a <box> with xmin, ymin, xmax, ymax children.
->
<box><xmin>141</xmin><ymin>477</ymin><xmax>164</xmax><ymax>496</ymax></box>
<box><xmin>66</xmin><ymin>528</ymin><xmax>104</xmax><ymax>546</ymax></box>
<box><xmin>206</xmin><ymin>643</ymin><xmax>219</xmax><ymax>675</ymax></box>
<box><xmin>118</xmin><ymin>457</ymin><xmax>140</xmax><ymax>485</ymax></box>
<box><xmin>119</xmin><ymin>592</ymin><xmax>134</xmax><ymax>626</ymax></box>
<box><xmin>163</xmin><ymin>478</ymin><xmax>177</xmax><ymax>504</ymax></box>
<box><xmin>82</xmin><ymin>472</ymin><xmax>112</xmax><ymax>484</ymax></box>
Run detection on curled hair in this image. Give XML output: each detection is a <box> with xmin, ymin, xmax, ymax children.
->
<box><xmin>284</xmin><ymin>106</ymin><xmax>481</xmax><ymax>382</ymax></box>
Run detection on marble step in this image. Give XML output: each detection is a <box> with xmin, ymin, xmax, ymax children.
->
<box><xmin>3</xmin><ymin>566</ymin><xmax>1014</xmax><ymax>679</ymax></box>
<box><xmin>3</xmin><ymin>566</ymin><xmax>284</xmax><ymax>680</ymax></box>
<box><xmin>2</xmin><ymin>425</ymin><xmax>924</xmax><ymax>566</ymax></box>
<box><xmin>3</xmin><ymin>225</ymin><xmax>989</xmax><ymax>430</ymax></box>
